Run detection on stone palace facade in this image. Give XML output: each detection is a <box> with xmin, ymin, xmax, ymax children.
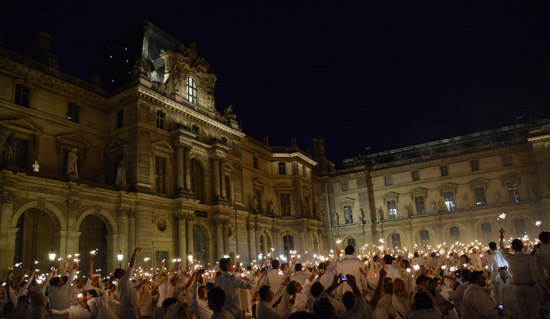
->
<box><xmin>1</xmin><ymin>21</ymin><xmax>549</xmax><ymax>274</ymax></box>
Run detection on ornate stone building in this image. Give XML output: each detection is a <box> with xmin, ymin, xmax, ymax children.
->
<box><xmin>327</xmin><ymin>119</ymin><xmax>550</xmax><ymax>253</ymax></box>
<box><xmin>0</xmin><ymin>22</ymin><xmax>325</xmax><ymax>275</ymax></box>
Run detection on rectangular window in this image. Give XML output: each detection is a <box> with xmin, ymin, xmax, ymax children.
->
<box><xmin>385</xmin><ymin>175</ymin><xmax>392</xmax><ymax>186</ymax></box>
<box><xmin>278</xmin><ymin>162</ymin><xmax>286</xmax><ymax>175</ymax></box>
<box><xmin>155</xmin><ymin>156</ymin><xmax>166</xmax><ymax>193</ymax></box>
<box><xmin>414</xmin><ymin>196</ymin><xmax>426</xmax><ymax>215</ymax></box>
<box><xmin>474</xmin><ymin>186</ymin><xmax>487</xmax><ymax>206</ymax></box>
<box><xmin>387</xmin><ymin>200</ymin><xmax>397</xmax><ymax>219</ymax></box>
<box><xmin>156</xmin><ymin>112</ymin><xmax>165</xmax><ymax>130</ymax></box>
<box><xmin>342</xmin><ymin>181</ymin><xmax>349</xmax><ymax>192</ymax></box>
<box><xmin>15</xmin><ymin>84</ymin><xmax>30</xmax><ymax>107</ymax></box>
<box><xmin>391</xmin><ymin>233</ymin><xmax>402</xmax><ymax>251</ymax></box>
<box><xmin>224</xmin><ymin>176</ymin><xmax>231</xmax><ymax>202</ymax></box>
<box><xmin>502</xmin><ymin>154</ymin><xmax>513</xmax><ymax>167</ymax></box>
<box><xmin>506</xmin><ymin>182</ymin><xmax>520</xmax><ymax>203</ymax></box>
<box><xmin>116</xmin><ymin>110</ymin><xmax>123</xmax><ymax>128</ymax></box>
<box><xmin>420</xmin><ymin>230</ymin><xmax>430</xmax><ymax>246</ymax></box>
<box><xmin>443</xmin><ymin>191</ymin><xmax>456</xmax><ymax>211</ymax></box>
<box><xmin>187</xmin><ymin>77</ymin><xmax>198</xmax><ymax>104</ymax></box>
<box><xmin>283</xmin><ymin>235</ymin><xmax>294</xmax><ymax>256</ymax></box>
<box><xmin>280</xmin><ymin>193</ymin><xmax>291</xmax><ymax>216</ymax></box>
<box><xmin>67</xmin><ymin>103</ymin><xmax>79</xmax><ymax>123</ymax></box>
<box><xmin>412</xmin><ymin>170</ymin><xmax>420</xmax><ymax>181</ymax></box>
<box><xmin>470</xmin><ymin>160</ymin><xmax>479</xmax><ymax>171</ymax></box>
<box><xmin>302</xmin><ymin>166</ymin><xmax>307</xmax><ymax>178</ymax></box>
<box><xmin>344</xmin><ymin>205</ymin><xmax>353</xmax><ymax>224</ymax></box>
<box><xmin>440</xmin><ymin>165</ymin><xmax>449</xmax><ymax>177</ymax></box>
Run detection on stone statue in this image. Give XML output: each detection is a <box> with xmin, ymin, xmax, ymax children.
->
<box><xmin>290</xmin><ymin>138</ymin><xmax>297</xmax><ymax>147</ymax></box>
<box><xmin>32</xmin><ymin>160</ymin><xmax>39</xmax><ymax>172</ymax></box>
<box><xmin>334</xmin><ymin>211</ymin><xmax>340</xmax><ymax>226</ymax></box>
<box><xmin>360</xmin><ymin>208</ymin><xmax>365</xmax><ymax>223</ymax></box>
<box><xmin>378</xmin><ymin>207</ymin><xmax>384</xmax><ymax>221</ymax></box>
<box><xmin>495</xmin><ymin>192</ymin><xmax>501</xmax><ymax>206</ymax></box>
<box><xmin>223</xmin><ymin>105</ymin><xmax>237</xmax><ymax>121</ymax></box>
<box><xmin>3</xmin><ymin>132</ymin><xmax>17</xmax><ymax>164</ymax></box>
<box><xmin>115</xmin><ymin>160</ymin><xmax>127</xmax><ymax>187</ymax></box>
<box><xmin>66</xmin><ymin>148</ymin><xmax>79</xmax><ymax>177</ymax></box>
<box><xmin>431</xmin><ymin>201</ymin><xmax>437</xmax><ymax>213</ymax></box>
<box><xmin>462</xmin><ymin>195</ymin><xmax>469</xmax><ymax>209</ymax></box>
<box><xmin>529</xmin><ymin>186</ymin><xmax>536</xmax><ymax>201</ymax></box>
<box><xmin>303</xmin><ymin>197</ymin><xmax>309</xmax><ymax>215</ymax></box>
<box><xmin>268</xmin><ymin>199</ymin><xmax>275</xmax><ymax>215</ymax></box>
<box><xmin>407</xmin><ymin>203</ymin><xmax>414</xmax><ymax>216</ymax></box>
<box><xmin>253</xmin><ymin>192</ymin><xmax>260</xmax><ymax>212</ymax></box>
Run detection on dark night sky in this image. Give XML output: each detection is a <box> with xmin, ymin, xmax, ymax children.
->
<box><xmin>2</xmin><ymin>1</ymin><xmax>550</xmax><ymax>165</ymax></box>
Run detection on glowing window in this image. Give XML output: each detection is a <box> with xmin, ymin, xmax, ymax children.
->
<box><xmin>187</xmin><ymin>77</ymin><xmax>197</xmax><ymax>104</ymax></box>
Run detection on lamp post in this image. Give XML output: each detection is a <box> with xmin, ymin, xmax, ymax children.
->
<box><xmin>117</xmin><ymin>251</ymin><xmax>123</xmax><ymax>268</ymax></box>
<box><xmin>48</xmin><ymin>251</ymin><xmax>56</xmax><ymax>268</ymax></box>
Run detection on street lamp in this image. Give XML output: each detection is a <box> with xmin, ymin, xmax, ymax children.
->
<box><xmin>48</xmin><ymin>251</ymin><xmax>56</xmax><ymax>268</ymax></box>
<box><xmin>117</xmin><ymin>251</ymin><xmax>123</xmax><ymax>268</ymax></box>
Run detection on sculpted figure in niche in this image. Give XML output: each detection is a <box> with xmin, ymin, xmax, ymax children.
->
<box><xmin>268</xmin><ymin>199</ymin><xmax>275</xmax><ymax>215</ymax></box>
<box><xmin>495</xmin><ymin>192</ymin><xmax>501</xmax><ymax>206</ymax></box>
<box><xmin>462</xmin><ymin>195</ymin><xmax>469</xmax><ymax>209</ymax></box>
<box><xmin>253</xmin><ymin>192</ymin><xmax>260</xmax><ymax>212</ymax></box>
<box><xmin>431</xmin><ymin>201</ymin><xmax>437</xmax><ymax>213</ymax></box>
<box><xmin>303</xmin><ymin>197</ymin><xmax>309</xmax><ymax>216</ymax></box>
<box><xmin>66</xmin><ymin>148</ymin><xmax>79</xmax><ymax>177</ymax></box>
<box><xmin>334</xmin><ymin>211</ymin><xmax>340</xmax><ymax>226</ymax></box>
<box><xmin>3</xmin><ymin>132</ymin><xmax>17</xmax><ymax>164</ymax></box>
<box><xmin>407</xmin><ymin>203</ymin><xmax>414</xmax><ymax>216</ymax></box>
<box><xmin>224</xmin><ymin>105</ymin><xmax>237</xmax><ymax>121</ymax></box>
<box><xmin>378</xmin><ymin>207</ymin><xmax>384</xmax><ymax>221</ymax></box>
<box><xmin>116</xmin><ymin>160</ymin><xmax>127</xmax><ymax>187</ymax></box>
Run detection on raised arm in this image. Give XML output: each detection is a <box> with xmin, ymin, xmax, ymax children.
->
<box><xmin>368</xmin><ymin>268</ymin><xmax>387</xmax><ymax>310</ymax></box>
<box><xmin>129</xmin><ymin>247</ymin><xmax>141</xmax><ymax>269</ymax></box>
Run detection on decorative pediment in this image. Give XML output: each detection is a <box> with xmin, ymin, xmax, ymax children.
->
<box><xmin>151</xmin><ymin>140</ymin><xmax>174</xmax><ymax>153</ymax></box>
<box><xmin>105</xmin><ymin>140</ymin><xmax>129</xmax><ymax>157</ymax></box>
<box><xmin>438</xmin><ymin>182</ymin><xmax>458</xmax><ymax>196</ymax></box>
<box><xmin>468</xmin><ymin>177</ymin><xmax>489</xmax><ymax>191</ymax></box>
<box><xmin>0</xmin><ymin>119</ymin><xmax>42</xmax><ymax>135</ymax></box>
<box><xmin>382</xmin><ymin>192</ymin><xmax>400</xmax><ymax>203</ymax></box>
<box><xmin>499</xmin><ymin>172</ymin><xmax>521</xmax><ymax>187</ymax></box>
<box><xmin>56</xmin><ymin>134</ymin><xmax>91</xmax><ymax>150</ymax></box>
<box><xmin>340</xmin><ymin>197</ymin><xmax>356</xmax><ymax>209</ymax></box>
<box><xmin>252</xmin><ymin>178</ymin><xmax>264</xmax><ymax>191</ymax></box>
<box><xmin>274</xmin><ymin>183</ymin><xmax>293</xmax><ymax>192</ymax></box>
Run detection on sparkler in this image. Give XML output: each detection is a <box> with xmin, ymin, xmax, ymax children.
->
<box><xmin>536</xmin><ymin>221</ymin><xmax>542</xmax><ymax>227</ymax></box>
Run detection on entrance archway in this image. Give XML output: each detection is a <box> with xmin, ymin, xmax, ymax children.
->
<box><xmin>79</xmin><ymin>215</ymin><xmax>108</xmax><ymax>276</ymax></box>
<box><xmin>193</xmin><ymin>225</ymin><xmax>207</xmax><ymax>266</ymax></box>
<box><xmin>14</xmin><ymin>208</ymin><xmax>59</xmax><ymax>268</ymax></box>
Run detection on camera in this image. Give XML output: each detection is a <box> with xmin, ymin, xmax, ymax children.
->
<box><xmin>497</xmin><ymin>305</ymin><xmax>503</xmax><ymax>310</ymax></box>
<box><xmin>341</xmin><ymin>275</ymin><xmax>347</xmax><ymax>281</ymax></box>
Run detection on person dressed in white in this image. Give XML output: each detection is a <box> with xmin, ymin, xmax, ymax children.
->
<box><xmin>207</xmin><ymin>287</ymin><xmax>234</xmax><ymax>319</ymax></box>
<box><xmin>382</xmin><ymin>255</ymin><xmax>401</xmax><ymax>280</ymax></box>
<box><xmin>290</xmin><ymin>263</ymin><xmax>309</xmax><ymax>285</ymax></box>
<box><xmin>49</xmin><ymin>263</ymin><xmax>78</xmax><ymax>316</ymax></box>
<box><xmin>48</xmin><ymin>293</ymin><xmax>91</xmax><ymax>319</ymax></box>
<box><xmin>113</xmin><ymin>247</ymin><xmax>141</xmax><ymax>319</ymax></box>
<box><xmin>336</xmin><ymin>245</ymin><xmax>365</xmax><ymax>295</ymax></box>
<box><xmin>494</xmin><ymin>267</ymin><xmax>520</xmax><ymax>318</ymax></box>
<box><xmin>535</xmin><ymin>230</ymin><xmax>550</xmax><ymax>287</ymax></box>
<box><xmin>373</xmin><ymin>277</ymin><xmax>393</xmax><ymax>319</ymax></box>
<box><xmin>499</xmin><ymin>228</ymin><xmax>548</xmax><ymax>319</ymax></box>
<box><xmin>256</xmin><ymin>284</ymin><xmax>294</xmax><ymax>319</ymax></box>
<box><xmin>462</xmin><ymin>271</ymin><xmax>499</xmax><ymax>319</ymax></box>
<box><xmin>403</xmin><ymin>291</ymin><xmax>442</xmax><ymax>319</ymax></box>
<box><xmin>214</xmin><ymin>258</ymin><xmax>257</xmax><ymax>319</ymax></box>
<box><xmin>86</xmin><ymin>289</ymin><xmax>118</xmax><ymax>319</ymax></box>
<box><xmin>267</xmin><ymin>260</ymin><xmax>285</xmax><ymax>288</ymax></box>
<box><xmin>191</xmin><ymin>272</ymin><xmax>213</xmax><ymax>319</ymax></box>
<box><xmin>392</xmin><ymin>278</ymin><xmax>411</xmax><ymax>319</ymax></box>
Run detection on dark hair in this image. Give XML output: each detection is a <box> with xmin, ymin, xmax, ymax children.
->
<box><xmin>113</xmin><ymin>268</ymin><xmax>125</xmax><ymax>279</ymax></box>
<box><xmin>206</xmin><ymin>282</ymin><xmax>215</xmax><ymax>291</ymax></box>
<box><xmin>49</xmin><ymin>277</ymin><xmax>61</xmax><ymax>287</ymax></box>
<box><xmin>219</xmin><ymin>258</ymin><xmax>230</xmax><ymax>271</ymax></box>
<box><xmin>286</xmin><ymin>281</ymin><xmax>297</xmax><ymax>295</ymax></box>
<box><xmin>383</xmin><ymin>254</ymin><xmax>393</xmax><ymax>265</ymax></box>
<box><xmin>313</xmin><ymin>297</ymin><xmax>334</xmax><ymax>318</ymax></box>
<box><xmin>413</xmin><ymin>252</ymin><xmax>420</xmax><ymax>258</ymax></box>
<box><xmin>400</xmin><ymin>259</ymin><xmax>410</xmax><ymax>268</ymax></box>
<box><xmin>460</xmin><ymin>254</ymin><xmax>470</xmax><ymax>263</ymax></box>
<box><xmin>272</xmin><ymin>260</ymin><xmax>280</xmax><ymax>269</ymax></box>
<box><xmin>373</xmin><ymin>255</ymin><xmax>379</xmax><ymax>262</ymax></box>
<box><xmin>344</xmin><ymin>245</ymin><xmax>355</xmax><ymax>255</ymax></box>
<box><xmin>295</xmin><ymin>263</ymin><xmax>303</xmax><ymax>272</ymax></box>
<box><xmin>162</xmin><ymin>297</ymin><xmax>177</xmax><ymax>309</ymax></box>
<box><xmin>430</xmin><ymin>252</ymin><xmax>437</xmax><ymax>258</ymax></box>
<box><xmin>310</xmin><ymin>281</ymin><xmax>324</xmax><ymax>298</ymax></box>
<box><xmin>318</xmin><ymin>262</ymin><xmax>326</xmax><ymax>270</ymax></box>
<box><xmin>341</xmin><ymin>291</ymin><xmax>355</xmax><ymax>309</ymax></box>
<box><xmin>488</xmin><ymin>242</ymin><xmax>497</xmax><ymax>250</ymax></box>
<box><xmin>415</xmin><ymin>275</ymin><xmax>429</xmax><ymax>286</ymax></box>
<box><xmin>540</xmin><ymin>231</ymin><xmax>550</xmax><ymax>245</ymax></box>
<box><xmin>288</xmin><ymin>312</ymin><xmax>317</xmax><ymax>319</ymax></box>
<box><xmin>258</xmin><ymin>285</ymin><xmax>271</xmax><ymax>300</ymax></box>
<box><xmin>207</xmin><ymin>287</ymin><xmax>225</xmax><ymax>307</ymax></box>
<box><xmin>413</xmin><ymin>291</ymin><xmax>434</xmax><ymax>310</ymax></box>
<box><xmin>511</xmin><ymin>239</ymin><xmax>524</xmax><ymax>251</ymax></box>
<box><xmin>469</xmin><ymin>271</ymin><xmax>484</xmax><ymax>284</ymax></box>
<box><xmin>86</xmin><ymin>289</ymin><xmax>98</xmax><ymax>298</ymax></box>
<box><xmin>460</xmin><ymin>269</ymin><xmax>471</xmax><ymax>281</ymax></box>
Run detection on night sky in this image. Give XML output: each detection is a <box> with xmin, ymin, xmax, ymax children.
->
<box><xmin>2</xmin><ymin>1</ymin><xmax>550</xmax><ymax>165</ymax></box>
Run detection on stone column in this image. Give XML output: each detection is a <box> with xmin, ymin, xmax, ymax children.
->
<box><xmin>254</xmin><ymin>225</ymin><xmax>260</xmax><ymax>257</ymax></box>
<box><xmin>186</xmin><ymin>216</ymin><xmax>195</xmax><ymax>264</ymax></box>
<box><xmin>0</xmin><ymin>193</ymin><xmax>16</xmax><ymax>274</ymax></box>
<box><xmin>223</xmin><ymin>220</ymin><xmax>230</xmax><ymax>254</ymax></box>
<box><xmin>106</xmin><ymin>234</ymin><xmax>119</xmax><ymax>270</ymax></box>
<box><xmin>247</xmin><ymin>223</ymin><xmax>256</xmax><ymax>262</ymax></box>
<box><xmin>215</xmin><ymin>219</ymin><xmax>225</xmax><ymax>258</ymax></box>
<box><xmin>117</xmin><ymin>209</ymin><xmax>129</xmax><ymax>260</ymax></box>
<box><xmin>184</xmin><ymin>147</ymin><xmax>192</xmax><ymax>192</ymax></box>
<box><xmin>177</xmin><ymin>214</ymin><xmax>187</xmax><ymax>260</ymax></box>
<box><xmin>212</xmin><ymin>157</ymin><xmax>221</xmax><ymax>199</ymax></box>
<box><xmin>175</xmin><ymin>147</ymin><xmax>184</xmax><ymax>191</ymax></box>
<box><xmin>128</xmin><ymin>209</ymin><xmax>136</xmax><ymax>253</ymax></box>
<box><xmin>220</xmin><ymin>159</ymin><xmax>227</xmax><ymax>199</ymax></box>
<box><xmin>54</xmin><ymin>231</ymin><xmax>68</xmax><ymax>266</ymax></box>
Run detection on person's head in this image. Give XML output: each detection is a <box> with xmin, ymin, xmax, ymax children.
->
<box><xmin>460</xmin><ymin>254</ymin><xmax>470</xmax><ymax>263</ymax></box>
<box><xmin>49</xmin><ymin>277</ymin><xmax>64</xmax><ymax>287</ymax></box>
<box><xmin>169</xmin><ymin>274</ymin><xmax>179</xmax><ymax>285</ymax></box>
<box><xmin>460</xmin><ymin>269</ymin><xmax>471</xmax><ymax>281</ymax></box>
<box><xmin>85</xmin><ymin>289</ymin><xmax>98</xmax><ymax>300</ymax></box>
<box><xmin>383</xmin><ymin>277</ymin><xmax>393</xmax><ymax>295</ymax></box>
<box><xmin>286</xmin><ymin>281</ymin><xmax>302</xmax><ymax>295</ymax></box>
<box><xmin>539</xmin><ymin>231</ymin><xmax>550</xmax><ymax>245</ymax></box>
<box><xmin>281</xmin><ymin>263</ymin><xmax>288</xmax><ymax>271</ymax></box>
<box><xmin>373</xmin><ymin>255</ymin><xmax>380</xmax><ymax>263</ymax></box>
<box><xmin>258</xmin><ymin>285</ymin><xmax>274</xmax><ymax>302</ymax></box>
<box><xmin>393</xmin><ymin>277</ymin><xmax>406</xmax><ymax>294</ymax></box>
<box><xmin>344</xmin><ymin>245</ymin><xmax>355</xmax><ymax>255</ymax></box>
<box><xmin>469</xmin><ymin>271</ymin><xmax>485</xmax><ymax>286</ymax></box>
<box><xmin>271</xmin><ymin>259</ymin><xmax>280</xmax><ymax>270</ymax></box>
<box><xmin>207</xmin><ymin>287</ymin><xmax>225</xmax><ymax>311</ymax></box>
<box><xmin>498</xmin><ymin>266</ymin><xmax>508</xmax><ymax>277</ymax></box>
<box><xmin>318</xmin><ymin>262</ymin><xmax>326</xmax><ymax>271</ymax></box>
<box><xmin>430</xmin><ymin>252</ymin><xmax>437</xmax><ymax>258</ymax></box>
<box><xmin>383</xmin><ymin>254</ymin><xmax>393</xmax><ymax>266</ymax></box>
<box><xmin>399</xmin><ymin>259</ymin><xmax>410</xmax><ymax>269</ymax></box>
<box><xmin>295</xmin><ymin>263</ymin><xmax>303</xmax><ymax>272</ymax></box>
<box><xmin>413</xmin><ymin>252</ymin><xmax>420</xmax><ymax>258</ymax></box>
<box><xmin>162</xmin><ymin>298</ymin><xmax>177</xmax><ymax>309</ymax></box>
<box><xmin>415</xmin><ymin>275</ymin><xmax>429</xmax><ymax>288</ymax></box>
<box><xmin>197</xmin><ymin>286</ymin><xmax>207</xmax><ymax>300</ymax></box>
<box><xmin>511</xmin><ymin>239</ymin><xmax>524</xmax><ymax>252</ymax></box>
<box><xmin>313</xmin><ymin>298</ymin><xmax>335</xmax><ymax>318</ymax></box>
<box><xmin>219</xmin><ymin>258</ymin><xmax>234</xmax><ymax>272</ymax></box>
<box><xmin>488</xmin><ymin>242</ymin><xmax>497</xmax><ymax>251</ymax></box>
<box><xmin>113</xmin><ymin>268</ymin><xmax>126</xmax><ymax>279</ymax></box>
<box><xmin>310</xmin><ymin>281</ymin><xmax>324</xmax><ymax>298</ymax></box>
<box><xmin>341</xmin><ymin>291</ymin><xmax>355</xmax><ymax>310</ymax></box>
<box><xmin>412</xmin><ymin>291</ymin><xmax>434</xmax><ymax>310</ymax></box>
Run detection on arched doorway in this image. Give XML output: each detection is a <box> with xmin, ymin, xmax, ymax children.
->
<box><xmin>79</xmin><ymin>215</ymin><xmax>107</xmax><ymax>276</ymax></box>
<box><xmin>14</xmin><ymin>208</ymin><xmax>59</xmax><ymax>268</ymax></box>
<box><xmin>193</xmin><ymin>225</ymin><xmax>206</xmax><ymax>266</ymax></box>
<box><xmin>191</xmin><ymin>159</ymin><xmax>205</xmax><ymax>203</ymax></box>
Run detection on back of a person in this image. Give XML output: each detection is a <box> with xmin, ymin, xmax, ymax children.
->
<box><xmin>404</xmin><ymin>308</ymin><xmax>442</xmax><ymax>319</ymax></box>
<box><xmin>374</xmin><ymin>293</ymin><xmax>392</xmax><ymax>319</ymax></box>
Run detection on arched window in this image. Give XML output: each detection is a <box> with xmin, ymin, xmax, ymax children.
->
<box><xmin>514</xmin><ymin>219</ymin><xmax>527</xmax><ymax>238</ymax></box>
<box><xmin>391</xmin><ymin>233</ymin><xmax>402</xmax><ymax>251</ymax></box>
<box><xmin>187</xmin><ymin>77</ymin><xmax>197</xmax><ymax>104</ymax></box>
<box><xmin>259</xmin><ymin>234</ymin><xmax>266</xmax><ymax>255</ymax></box>
<box><xmin>481</xmin><ymin>223</ymin><xmax>492</xmax><ymax>245</ymax></box>
<box><xmin>420</xmin><ymin>230</ymin><xmax>430</xmax><ymax>246</ymax></box>
<box><xmin>450</xmin><ymin>226</ymin><xmax>461</xmax><ymax>243</ymax></box>
<box><xmin>283</xmin><ymin>235</ymin><xmax>294</xmax><ymax>257</ymax></box>
<box><xmin>347</xmin><ymin>238</ymin><xmax>356</xmax><ymax>248</ymax></box>
<box><xmin>193</xmin><ymin>225</ymin><xmax>206</xmax><ymax>265</ymax></box>
<box><xmin>191</xmin><ymin>159</ymin><xmax>205</xmax><ymax>203</ymax></box>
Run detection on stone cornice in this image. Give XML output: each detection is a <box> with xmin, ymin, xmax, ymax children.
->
<box><xmin>272</xmin><ymin>152</ymin><xmax>317</xmax><ymax>166</ymax></box>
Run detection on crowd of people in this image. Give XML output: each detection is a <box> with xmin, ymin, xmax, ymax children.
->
<box><xmin>2</xmin><ymin>227</ymin><xmax>550</xmax><ymax>319</ymax></box>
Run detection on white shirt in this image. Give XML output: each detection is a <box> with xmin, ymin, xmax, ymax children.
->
<box><xmin>290</xmin><ymin>272</ymin><xmax>309</xmax><ymax>285</ymax></box>
<box><xmin>267</xmin><ymin>269</ymin><xmax>285</xmax><ymax>287</ymax></box>
<box><xmin>392</xmin><ymin>294</ymin><xmax>411</xmax><ymax>319</ymax></box>
<box><xmin>117</xmin><ymin>267</ymin><xmax>138</xmax><ymax>316</ymax></box>
<box><xmin>87</xmin><ymin>297</ymin><xmax>117</xmax><ymax>319</ymax></box>
<box><xmin>211</xmin><ymin>309</ymin><xmax>234</xmax><ymax>319</ymax></box>
<box><xmin>156</xmin><ymin>281</ymin><xmax>169</xmax><ymax>307</ymax></box>
<box><xmin>214</xmin><ymin>271</ymin><xmax>256</xmax><ymax>316</ymax></box>
<box><xmin>487</xmin><ymin>250</ymin><xmax>508</xmax><ymax>273</ymax></box>
<box><xmin>191</xmin><ymin>282</ymin><xmax>212</xmax><ymax>319</ymax></box>
<box><xmin>499</xmin><ymin>240</ymin><xmax>545</xmax><ymax>286</ymax></box>
<box><xmin>337</xmin><ymin>255</ymin><xmax>365</xmax><ymax>294</ymax></box>
<box><xmin>536</xmin><ymin>244</ymin><xmax>550</xmax><ymax>285</ymax></box>
<box><xmin>463</xmin><ymin>284</ymin><xmax>498</xmax><ymax>319</ymax></box>
<box><xmin>50</xmin><ymin>269</ymin><xmax>76</xmax><ymax>311</ymax></box>
<box><xmin>403</xmin><ymin>308</ymin><xmax>442</xmax><ymax>319</ymax></box>
<box><xmin>50</xmin><ymin>305</ymin><xmax>90</xmax><ymax>319</ymax></box>
<box><xmin>383</xmin><ymin>264</ymin><xmax>400</xmax><ymax>280</ymax></box>
<box><xmin>373</xmin><ymin>293</ymin><xmax>392</xmax><ymax>319</ymax></box>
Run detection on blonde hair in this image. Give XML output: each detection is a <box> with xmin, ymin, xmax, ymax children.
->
<box><xmin>393</xmin><ymin>277</ymin><xmax>406</xmax><ymax>294</ymax></box>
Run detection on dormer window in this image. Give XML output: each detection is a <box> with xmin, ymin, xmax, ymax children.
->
<box><xmin>187</xmin><ymin>77</ymin><xmax>197</xmax><ymax>104</ymax></box>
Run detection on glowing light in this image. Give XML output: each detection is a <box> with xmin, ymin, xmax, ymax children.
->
<box><xmin>497</xmin><ymin>213</ymin><xmax>506</xmax><ymax>220</ymax></box>
<box><xmin>144</xmin><ymin>257</ymin><xmax>151</xmax><ymax>262</ymax></box>
<box><xmin>336</xmin><ymin>238</ymin><xmax>342</xmax><ymax>244</ymax></box>
<box><xmin>536</xmin><ymin>221</ymin><xmax>542</xmax><ymax>227</ymax></box>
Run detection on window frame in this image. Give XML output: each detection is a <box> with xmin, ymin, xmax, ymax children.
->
<box><xmin>342</xmin><ymin>181</ymin><xmax>349</xmax><ymax>192</ymax></box>
<box><xmin>14</xmin><ymin>84</ymin><xmax>30</xmax><ymax>107</ymax></box>
<box><xmin>414</xmin><ymin>196</ymin><xmax>426</xmax><ymax>215</ymax></box>
<box><xmin>156</xmin><ymin>111</ymin><xmax>165</xmax><ymax>130</ymax></box>
<box><xmin>387</xmin><ymin>200</ymin><xmax>397</xmax><ymax>219</ymax></box>
<box><xmin>440</xmin><ymin>165</ymin><xmax>449</xmax><ymax>177</ymax></box>
<box><xmin>470</xmin><ymin>160</ymin><xmax>479</xmax><ymax>171</ymax></box>
<box><xmin>155</xmin><ymin>155</ymin><xmax>167</xmax><ymax>193</ymax></box>
<box><xmin>412</xmin><ymin>170</ymin><xmax>420</xmax><ymax>182</ymax></box>
<box><xmin>187</xmin><ymin>76</ymin><xmax>198</xmax><ymax>105</ymax></box>
<box><xmin>443</xmin><ymin>191</ymin><xmax>456</xmax><ymax>211</ymax></box>
<box><xmin>474</xmin><ymin>186</ymin><xmax>487</xmax><ymax>206</ymax></box>
<box><xmin>67</xmin><ymin>102</ymin><xmax>80</xmax><ymax>123</ymax></box>
<box><xmin>506</xmin><ymin>181</ymin><xmax>520</xmax><ymax>203</ymax></box>
<box><xmin>385</xmin><ymin>175</ymin><xmax>393</xmax><ymax>186</ymax></box>
<box><xmin>501</xmin><ymin>154</ymin><xmax>513</xmax><ymax>167</ymax></box>
<box><xmin>344</xmin><ymin>205</ymin><xmax>353</xmax><ymax>224</ymax></box>
<box><xmin>278</xmin><ymin>162</ymin><xmax>286</xmax><ymax>175</ymax></box>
